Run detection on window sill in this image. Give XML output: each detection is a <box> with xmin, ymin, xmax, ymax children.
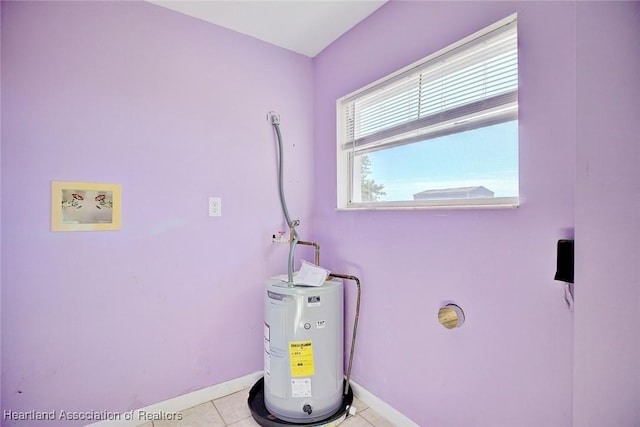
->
<box><xmin>338</xmin><ymin>197</ymin><xmax>520</xmax><ymax>211</ymax></box>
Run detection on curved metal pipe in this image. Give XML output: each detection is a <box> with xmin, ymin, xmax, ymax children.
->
<box><xmin>297</xmin><ymin>240</ymin><xmax>320</xmax><ymax>266</ymax></box>
<box><xmin>329</xmin><ymin>273</ymin><xmax>361</xmax><ymax>397</ymax></box>
<box><xmin>270</xmin><ymin>113</ymin><xmax>298</xmax><ymax>286</ymax></box>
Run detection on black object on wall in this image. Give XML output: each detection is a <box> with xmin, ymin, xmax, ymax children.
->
<box><xmin>554</xmin><ymin>239</ymin><xmax>574</xmax><ymax>283</ymax></box>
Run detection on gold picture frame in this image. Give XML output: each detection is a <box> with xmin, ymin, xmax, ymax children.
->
<box><xmin>51</xmin><ymin>181</ymin><xmax>121</xmax><ymax>231</ymax></box>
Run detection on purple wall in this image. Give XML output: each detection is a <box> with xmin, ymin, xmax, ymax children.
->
<box><xmin>313</xmin><ymin>2</ymin><xmax>576</xmax><ymax>426</ymax></box>
<box><xmin>3</xmin><ymin>1</ymin><xmax>639</xmax><ymax>426</ymax></box>
<box><xmin>1</xmin><ymin>1</ymin><xmax>313</xmax><ymax>424</ymax></box>
<box><xmin>0</xmin><ymin>1</ymin><xmax>3</xmax><ymax>416</ymax></box>
<box><xmin>574</xmin><ymin>2</ymin><xmax>640</xmax><ymax>426</ymax></box>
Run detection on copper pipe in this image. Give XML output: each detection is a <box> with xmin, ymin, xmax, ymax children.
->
<box><xmin>329</xmin><ymin>273</ymin><xmax>361</xmax><ymax>397</ymax></box>
<box><xmin>297</xmin><ymin>240</ymin><xmax>320</xmax><ymax>266</ymax></box>
<box><xmin>279</xmin><ymin>232</ymin><xmax>359</xmax><ymax>396</ymax></box>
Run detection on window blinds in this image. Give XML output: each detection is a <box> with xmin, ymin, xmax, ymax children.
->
<box><xmin>341</xmin><ymin>16</ymin><xmax>518</xmax><ymax>153</ymax></box>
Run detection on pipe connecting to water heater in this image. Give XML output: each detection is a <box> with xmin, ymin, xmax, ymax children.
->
<box><xmin>269</xmin><ymin>112</ymin><xmax>299</xmax><ymax>286</ymax></box>
<box><xmin>328</xmin><ymin>273</ymin><xmax>361</xmax><ymax>397</ymax></box>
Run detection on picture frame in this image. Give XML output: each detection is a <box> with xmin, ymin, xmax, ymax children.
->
<box><xmin>51</xmin><ymin>181</ymin><xmax>121</xmax><ymax>232</ymax></box>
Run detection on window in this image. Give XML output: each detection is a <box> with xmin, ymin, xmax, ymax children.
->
<box><xmin>337</xmin><ymin>14</ymin><xmax>518</xmax><ymax>209</ymax></box>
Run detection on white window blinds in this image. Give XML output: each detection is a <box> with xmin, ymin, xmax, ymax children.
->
<box><xmin>341</xmin><ymin>15</ymin><xmax>518</xmax><ymax>154</ymax></box>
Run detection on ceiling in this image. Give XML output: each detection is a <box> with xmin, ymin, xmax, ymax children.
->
<box><xmin>147</xmin><ymin>0</ymin><xmax>388</xmax><ymax>57</ymax></box>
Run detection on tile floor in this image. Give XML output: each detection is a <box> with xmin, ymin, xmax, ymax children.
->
<box><xmin>137</xmin><ymin>389</ymin><xmax>394</xmax><ymax>427</ymax></box>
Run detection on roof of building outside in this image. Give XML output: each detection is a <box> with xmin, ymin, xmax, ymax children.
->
<box><xmin>413</xmin><ymin>185</ymin><xmax>494</xmax><ymax>197</ymax></box>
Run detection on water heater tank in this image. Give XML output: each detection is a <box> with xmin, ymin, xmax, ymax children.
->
<box><xmin>263</xmin><ymin>276</ymin><xmax>344</xmax><ymax>423</ymax></box>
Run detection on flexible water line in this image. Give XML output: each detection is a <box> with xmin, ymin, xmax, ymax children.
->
<box><xmin>270</xmin><ymin>113</ymin><xmax>298</xmax><ymax>285</ymax></box>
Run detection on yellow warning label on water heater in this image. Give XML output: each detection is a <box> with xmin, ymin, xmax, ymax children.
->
<box><xmin>289</xmin><ymin>340</ymin><xmax>314</xmax><ymax>377</ymax></box>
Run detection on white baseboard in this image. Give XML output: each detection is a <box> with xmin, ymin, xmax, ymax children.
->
<box><xmin>87</xmin><ymin>372</ymin><xmax>417</xmax><ymax>427</ymax></box>
<box><xmin>349</xmin><ymin>379</ymin><xmax>420</xmax><ymax>427</ymax></box>
<box><xmin>86</xmin><ymin>372</ymin><xmax>262</xmax><ymax>426</ymax></box>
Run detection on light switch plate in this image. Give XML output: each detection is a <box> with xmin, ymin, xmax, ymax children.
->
<box><xmin>208</xmin><ymin>197</ymin><xmax>221</xmax><ymax>217</ymax></box>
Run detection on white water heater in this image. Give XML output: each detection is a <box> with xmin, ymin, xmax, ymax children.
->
<box><xmin>263</xmin><ymin>276</ymin><xmax>344</xmax><ymax>423</ymax></box>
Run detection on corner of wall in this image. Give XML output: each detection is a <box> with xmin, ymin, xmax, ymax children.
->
<box><xmin>1</xmin><ymin>0</ymin><xmax>4</xmax><ymax>415</ymax></box>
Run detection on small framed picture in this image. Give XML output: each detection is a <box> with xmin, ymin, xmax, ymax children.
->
<box><xmin>51</xmin><ymin>181</ymin><xmax>121</xmax><ymax>231</ymax></box>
